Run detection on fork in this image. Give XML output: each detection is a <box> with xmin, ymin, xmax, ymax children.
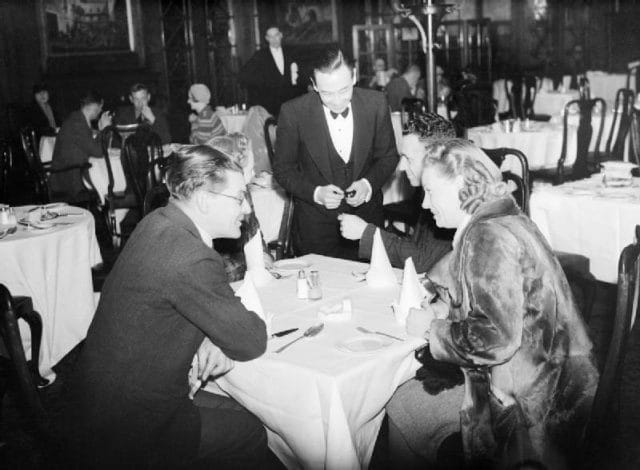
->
<box><xmin>356</xmin><ymin>326</ymin><xmax>404</xmax><ymax>341</ymax></box>
<box><xmin>275</xmin><ymin>323</ymin><xmax>324</xmax><ymax>353</ymax></box>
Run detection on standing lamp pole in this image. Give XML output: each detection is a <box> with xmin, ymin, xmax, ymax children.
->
<box><xmin>391</xmin><ymin>0</ymin><xmax>456</xmax><ymax>113</ymax></box>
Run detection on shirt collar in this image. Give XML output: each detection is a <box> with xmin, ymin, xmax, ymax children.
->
<box><xmin>193</xmin><ymin>221</ymin><xmax>213</xmax><ymax>248</ymax></box>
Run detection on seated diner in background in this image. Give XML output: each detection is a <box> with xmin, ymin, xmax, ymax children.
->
<box><xmin>386</xmin><ymin>64</ymin><xmax>425</xmax><ymax>112</ymax></box>
<box><xmin>25</xmin><ymin>82</ymin><xmax>59</xmax><ymax>139</ymax></box>
<box><xmin>338</xmin><ymin>111</ymin><xmax>456</xmax><ymax>273</ymax></box>
<box><xmin>386</xmin><ymin>138</ymin><xmax>599</xmax><ymax>469</ymax></box>
<box><xmin>115</xmin><ymin>82</ymin><xmax>172</xmax><ymax>144</ymax></box>
<box><xmin>188</xmin><ymin>83</ymin><xmax>226</xmax><ymax>145</ymax></box>
<box><xmin>49</xmin><ymin>90</ymin><xmax>112</xmax><ymax>201</ymax></box>
<box><xmin>56</xmin><ymin>145</ymin><xmax>268</xmax><ymax>469</ymax></box>
<box><xmin>207</xmin><ymin>132</ymin><xmax>273</xmax><ymax>282</ymax></box>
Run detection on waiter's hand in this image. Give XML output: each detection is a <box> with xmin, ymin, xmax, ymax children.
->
<box><xmin>140</xmin><ymin>105</ymin><xmax>156</xmax><ymax>124</ymax></box>
<box><xmin>196</xmin><ymin>337</ymin><xmax>234</xmax><ymax>379</ymax></box>
<box><xmin>345</xmin><ymin>179</ymin><xmax>371</xmax><ymax>207</ymax></box>
<box><xmin>316</xmin><ymin>184</ymin><xmax>344</xmax><ymax>209</ymax></box>
<box><xmin>338</xmin><ymin>214</ymin><xmax>367</xmax><ymax>240</ymax></box>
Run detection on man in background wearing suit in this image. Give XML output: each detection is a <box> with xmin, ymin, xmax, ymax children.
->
<box><xmin>239</xmin><ymin>26</ymin><xmax>300</xmax><ymax>116</ymax></box>
<box><xmin>59</xmin><ymin>146</ymin><xmax>268</xmax><ymax>469</ymax></box>
<box><xmin>115</xmin><ymin>82</ymin><xmax>171</xmax><ymax>144</ymax></box>
<box><xmin>273</xmin><ymin>47</ymin><xmax>398</xmax><ymax>260</ymax></box>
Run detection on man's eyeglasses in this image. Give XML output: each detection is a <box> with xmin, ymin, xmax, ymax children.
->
<box><xmin>204</xmin><ymin>189</ymin><xmax>248</xmax><ymax>206</ymax></box>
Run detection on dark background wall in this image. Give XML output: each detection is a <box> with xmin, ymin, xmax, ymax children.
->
<box><xmin>1</xmin><ymin>0</ymin><xmax>639</xmax><ymax>143</ymax></box>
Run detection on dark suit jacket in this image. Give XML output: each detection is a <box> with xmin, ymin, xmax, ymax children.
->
<box><xmin>60</xmin><ymin>202</ymin><xmax>267</xmax><ymax>468</ymax></box>
<box><xmin>273</xmin><ymin>88</ymin><xmax>399</xmax><ymax>258</ymax></box>
<box><xmin>25</xmin><ymin>101</ymin><xmax>59</xmax><ymax>139</ymax></box>
<box><xmin>115</xmin><ymin>105</ymin><xmax>172</xmax><ymax>144</ymax></box>
<box><xmin>239</xmin><ymin>47</ymin><xmax>299</xmax><ymax>116</ymax></box>
<box><xmin>50</xmin><ymin>110</ymin><xmax>102</xmax><ymax>199</ymax></box>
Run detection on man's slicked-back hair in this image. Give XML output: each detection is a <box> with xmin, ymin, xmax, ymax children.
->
<box><xmin>79</xmin><ymin>90</ymin><xmax>103</xmax><ymax>108</ymax></box>
<box><xmin>165</xmin><ymin>145</ymin><xmax>242</xmax><ymax>200</ymax></box>
<box><xmin>313</xmin><ymin>46</ymin><xmax>352</xmax><ymax>76</ymax></box>
<box><xmin>130</xmin><ymin>83</ymin><xmax>149</xmax><ymax>94</ymax></box>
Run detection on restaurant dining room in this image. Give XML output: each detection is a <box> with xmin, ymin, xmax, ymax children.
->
<box><xmin>1</xmin><ymin>0</ymin><xmax>640</xmax><ymax>468</ymax></box>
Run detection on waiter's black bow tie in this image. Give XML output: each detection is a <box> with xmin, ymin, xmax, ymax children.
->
<box><xmin>330</xmin><ymin>108</ymin><xmax>349</xmax><ymax>119</ymax></box>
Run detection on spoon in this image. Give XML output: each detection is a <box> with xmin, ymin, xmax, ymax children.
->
<box><xmin>356</xmin><ymin>326</ymin><xmax>404</xmax><ymax>341</ymax></box>
<box><xmin>268</xmin><ymin>269</ymin><xmax>292</xmax><ymax>280</ymax></box>
<box><xmin>275</xmin><ymin>323</ymin><xmax>324</xmax><ymax>353</ymax></box>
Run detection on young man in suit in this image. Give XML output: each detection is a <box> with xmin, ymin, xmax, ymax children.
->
<box><xmin>115</xmin><ymin>82</ymin><xmax>171</xmax><ymax>144</ymax></box>
<box><xmin>239</xmin><ymin>26</ymin><xmax>300</xmax><ymax>116</ymax></box>
<box><xmin>59</xmin><ymin>145</ymin><xmax>268</xmax><ymax>469</ymax></box>
<box><xmin>273</xmin><ymin>46</ymin><xmax>399</xmax><ymax>260</ymax></box>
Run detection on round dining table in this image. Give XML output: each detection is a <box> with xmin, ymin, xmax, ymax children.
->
<box><xmin>0</xmin><ymin>205</ymin><xmax>102</xmax><ymax>381</ymax></box>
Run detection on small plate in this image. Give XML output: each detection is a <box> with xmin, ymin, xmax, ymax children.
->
<box><xmin>272</xmin><ymin>259</ymin><xmax>312</xmax><ymax>271</ymax></box>
<box><xmin>18</xmin><ymin>218</ymin><xmax>55</xmax><ymax>229</ymax></box>
<box><xmin>336</xmin><ymin>336</ymin><xmax>392</xmax><ymax>354</ymax></box>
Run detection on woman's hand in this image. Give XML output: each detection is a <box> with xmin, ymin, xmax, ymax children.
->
<box><xmin>406</xmin><ymin>306</ymin><xmax>436</xmax><ymax>338</ymax></box>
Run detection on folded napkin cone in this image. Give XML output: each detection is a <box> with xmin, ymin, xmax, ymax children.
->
<box><xmin>394</xmin><ymin>257</ymin><xmax>428</xmax><ymax>325</ymax></box>
<box><xmin>244</xmin><ymin>230</ymin><xmax>273</xmax><ymax>287</ymax></box>
<box><xmin>366</xmin><ymin>229</ymin><xmax>398</xmax><ymax>288</ymax></box>
<box><xmin>235</xmin><ymin>276</ymin><xmax>272</xmax><ymax>334</ymax></box>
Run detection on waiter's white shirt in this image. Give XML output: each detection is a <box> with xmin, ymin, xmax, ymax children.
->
<box><xmin>270</xmin><ymin>47</ymin><xmax>285</xmax><ymax>75</ymax></box>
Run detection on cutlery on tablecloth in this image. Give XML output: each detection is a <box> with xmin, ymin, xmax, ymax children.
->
<box><xmin>356</xmin><ymin>326</ymin><xmax>404</xmax><ymax>341</ymax></box>
<box><xmin>275</xmin><ymin>324</ymin><xmax>324</xmax><ymax>353</ymax></box>
<box><xmin>270</xmin><ymin>328</ymin><xmax>299</xmax><ymax>339</ymax></box>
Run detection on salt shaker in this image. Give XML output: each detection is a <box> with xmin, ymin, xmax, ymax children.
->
<box><xmin>296</xmin><ymin>270</ymin><xmax>308</xmax><ymax>299</ymax></box>
<box><xmin>307</xmin><ymin>270</ymin><xmax>322</xmax><ymax>300</ymax></box>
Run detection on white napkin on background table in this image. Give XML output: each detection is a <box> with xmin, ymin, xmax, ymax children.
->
<box><xmin>244</xmin><ymin>230</ymin><xmax>273</xmax><ymax>287</ymax></box>
<box><xmin>235</xmin><ymin>275</ymin><xmax>272</xmax><ymax>333</ymax></box>
<box><xmin>366</xmin><ymin>229</ymin><xmax>397</xmax><ymax>288</ymax></box>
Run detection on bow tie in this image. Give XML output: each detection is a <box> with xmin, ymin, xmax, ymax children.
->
<box><xmin>330</xmin><ymin>108</ymin><xmax>349</xmax><ymax>119</ymax></box>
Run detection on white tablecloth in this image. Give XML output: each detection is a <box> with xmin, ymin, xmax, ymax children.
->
<box><xmin>468</xmin><ymin>111</ymin><xmax>624</xmax><ymax>170</ymax></box>
<box><xmin>534</xmin><ymin>89</ymin><xmax>580</xmax><ymax>116</ymax></box>
<box><xmin>219</xmin><ymin>112</ymin><xmax>248</xmax><ymax>134</ymax></box>
<box><xmin>39</xmin><ymin>136</ymin><xmax>56</xmax><ymax>163</ymax></box>
<box><xmin>586</xmin><ymin>70</ymin><xmax>635</xmax><ymax>104</ymax></box>
<box><xmin>0</xmin><ymin>206</ymin><xmax>102</xmax><ymax>380</ymax></box>
<box><xmin>250</xmin><ymin>184</ymin><xmax>287</xmax><ymax>243</ymax></box>
<box><xmin>530</xmin><ymin>176</ymin><xmax>640</xmax><ymax>283</ymax></box>
<box><xmin>211</xmin><ymin>254</ymin><xmax>423</xmax><ymax>469</ymax></box>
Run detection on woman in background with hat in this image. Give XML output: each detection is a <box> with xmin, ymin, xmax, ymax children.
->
<box><xmin>188</xmin><ymin>83</ymin><xmax>226</xmax><ymax>144</ymax></box>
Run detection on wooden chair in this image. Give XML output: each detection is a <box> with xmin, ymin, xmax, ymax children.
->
<box><xmin>19</xmin><ymin>126</ymin><xmax>49</xmax><ymax>203</ymax></box>
<box><xmin>0</xmin><ymin>285</ymin><xmax>47</xmax><ymax>430</ymax></box>
<box><xmin>267</xmin><ymin>194</ymin><xmax>295</xmax><ymax>260</ymax></box>
<box><xmin>483</xmin><ymin>146</ymin><xmax>596</xmax><ymax>321</ymax></box>
<box><xmin>263</xmin><ymin>117</ymin><xmax>277</xmax><ymax>168</ymax></box>
<box><xmin>628</xmin><ymin>108</ymin><xmax>640</xmax><ymax>167</ymax></box>
<box><xmin>605</xmin><ymin>88</ymin><xmax>635</xmax><ymax>161</ymax></box>
<box><xmin>143</xmin><ymin>184</ymin><xmax>170</xmax><ymax>217</ymax></box>
<box><xmin>482</xmin><ymin>147</ymin><xmax>530</xmax><ymax>215</ymax></box>
<box><xmin>580</xmin><ymin>225</ymin><xmax>640</xmax><ymax>469</ymax></box>
<box><xmin>626</xmin><ymin>59</ymin><xmax>639</xmax><ymax>94</ymax></box>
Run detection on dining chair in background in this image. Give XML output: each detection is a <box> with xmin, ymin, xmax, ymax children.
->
<box><xmin>263</xmin><ymin>116</ymin><xmax>277</xmax><ymax>169</ymax></box>
<box><xmin>630</xmin><ymin>107</ymin><xmax>640</xmax><ymax>167</ymax></box>
<box><xmin>579</xmin><ymin>225</ymin><xmax>640</xmax><ymax>469</ymax></box>
<box><xmin>626</xmin><ymin>59</ymin><xmax>639</xmax><ymax>93</ymax></box>
<box><xmin>604</xmin><ymin>88</ymin><xmax>635</xmax><ymax>161</ymax></box>
<box><xmin>267</xmin><ymin>194</ymin><xmax>295</xmax><ymax>260</ymax></box>
<box><xmin>482</xmin><ymin>147</ymin><xmax>530</xmax><ymax>215</ymax></box>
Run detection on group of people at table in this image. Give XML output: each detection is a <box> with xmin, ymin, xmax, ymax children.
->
<box><xmin>45</xmin><ymin>45</ymin><xmax>599</xmax><ymax>469</ymax></box>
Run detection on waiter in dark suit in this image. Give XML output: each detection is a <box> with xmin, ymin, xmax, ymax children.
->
<box><xmin>239</xmin><ymin>26</ymin><xmax>300</xmax><ymax>116</ymax></box>
<box><xmin>59</xmin><ymin>145</ymin><xmax>268</xmax><ymax>469</ymax></box>
<box><xmin>273</xmin><ymin>46</ymin><xmax>399</xmax><ymax>260</ymax></box>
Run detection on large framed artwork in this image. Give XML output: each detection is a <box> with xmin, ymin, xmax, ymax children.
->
<box><xmin>278</xmin><ymin>0</ymin><xmax>338</xmax><ymax>45</ymax></box>
<box><xmin>37</xmin><ymin>0</ymin><xmax>142</xmax><ymax>68</ymax></box>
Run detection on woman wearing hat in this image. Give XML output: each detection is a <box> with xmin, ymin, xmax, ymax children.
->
<box><xmin>188</xmin><ymin>83</ymin><xmax>226</xmax><ymax>144</ymax></box>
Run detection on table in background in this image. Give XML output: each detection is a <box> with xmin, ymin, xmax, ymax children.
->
<box><xmin>586</xmin><ymin>70</ymin><xmax>635</xmax><ymax>105</ymax></box>
<box><xmin>219</xmin><ymin>111</ymin><xmax>248</xmax><ymax>133</ymax></box>
<box><xmin>530</xmin><ymin>176</ymin><xmax>640</xmax><ymax>283</ymax></box>
<box><xmin>39</xmin><ymin>135</ymin><xmax>56</xmax><ymax>164</ymax></box>
<box><xmin>0</xmin><ymin>206</ymin><xmax>102</xmax><ymax>380</ymax></box>
<box><xmin>534</xmin><ymin>89</ymin><xmax>580</xmax><ymax>116</ymax></box>
<box><xmin>213</xmin><ymin>255</ymin><xmax>423</xmax><ymax>470</ymax></box>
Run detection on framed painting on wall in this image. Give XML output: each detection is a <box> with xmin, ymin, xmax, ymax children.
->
<box><xmin>37</xmin><ymin>0</ymin><xmax>142</xmax><ymax>69</ymax></box>
<box><xmin>277</xmin><ymin>0</ymin><xmax>338</xmax><ymax>45</ymax></box>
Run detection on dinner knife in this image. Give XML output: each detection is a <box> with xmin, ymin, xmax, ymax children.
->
<box><xmin>271</xmin><ymin>328</ymin><xmax>299</xmax><ymax>338</ymax></box>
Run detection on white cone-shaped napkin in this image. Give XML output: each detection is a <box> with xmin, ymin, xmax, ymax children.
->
<box><xmin>235</xmin><ymin>275</ymin><xmax>272</xmax><ymax>334</ymax></box>
<box><xmin>244</xmin><ymin>230</ymin><xmax>273</xmax><ymax>287</ymax></box>
<box><xmin>394</xmin><ymin>257</ymin><xmax>428</xmax><ymax>325</ymax></box>
<box><xmin>366</xmin><ymin>228</ymin><xmax>397</xmax><ymax>288</ymax></box>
